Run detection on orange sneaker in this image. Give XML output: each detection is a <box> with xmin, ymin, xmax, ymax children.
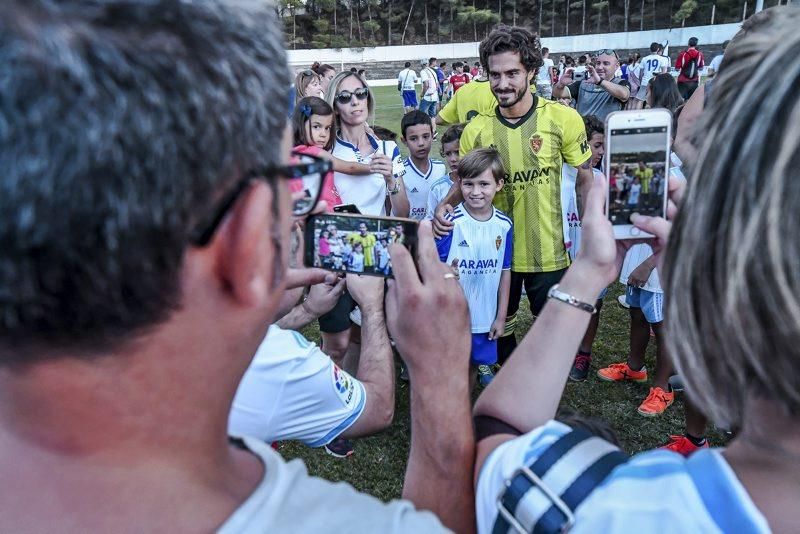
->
<box><xmin>663</xmin><ymin>435</ymin><xmax>709</xmax><ymax>456</ymax></box>
<box><xmin>596</xmin><ymin>362</ymin><xmax>648</xmax><ymax>383</ymax></box>
<box><xmin>637</xmin><ymin>387</ymin><xmax>675</xmax><ymax>416</ymax></box>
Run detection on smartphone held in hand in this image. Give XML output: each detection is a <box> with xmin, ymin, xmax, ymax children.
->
<box><xmin>604</xmin><ymin>109</ymin><xmax>672</xmax><ymax>239</ymax></box>
<box><xmin>304</xmin><ymin>213</ymin><xmax>418</xmax><ymax>278</ymax></box>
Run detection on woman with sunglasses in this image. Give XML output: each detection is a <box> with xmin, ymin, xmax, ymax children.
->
<box><xmin>295</xmin><ymin>69</ymin><xmax>324</xmax><ymax>100</ymax></box>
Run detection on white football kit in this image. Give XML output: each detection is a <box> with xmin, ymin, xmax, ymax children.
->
<box><xmin>436</xmin><ymin>204</ymin><xmax>512</xmax><ymax>333</ymax></box>
<box><xmin>425</xmin><ymin>173</ymin><xmax>455</xmax><ymax>221</ymax></box>
<box><xmin>229</xmin><ymin>325</ymin><xmax>366</xmax><ymax>447</ymax></box>
<box><xmin>403</xmin><ymin>158</ymin><xmax>447</xmax><ymax>220</ymax></box>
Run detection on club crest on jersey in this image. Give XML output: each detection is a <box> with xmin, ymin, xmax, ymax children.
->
<box><xmin>530</xmin><ymin>134</ymin><xmax>543</xmax><ymax>154</ymax></box>
<box><xmin>495</xmin><ymin>235</ymin><xmax>502</xmax><ymax>250</ymax></box>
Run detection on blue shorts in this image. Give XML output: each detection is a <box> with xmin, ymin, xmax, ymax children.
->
<box><xmin>471</xmin><ymin>333</ymin><xmax>498</xmax><ymax>366</ymax></box>
<box><xmin>419</xmin><ymin>99</ymin><xmax>437</xmax><ymax>117</ymax></box>
<box><xmin>625</xmin><ymin>286</ymin><xmax>664</xmax><ymax>324</ymax></box>
<box><xmin>402</xmin><ymin>90</ymin><xmax>418</xmax><ymax>107</ymax></box>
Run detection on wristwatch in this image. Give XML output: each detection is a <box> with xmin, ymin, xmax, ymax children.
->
<box><xmin>547</xmin><ymin>284</ymin><xmax>596</xmax><ymax>314</ymax></box>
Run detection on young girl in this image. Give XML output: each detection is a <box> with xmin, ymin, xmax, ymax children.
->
<box><xmin>291</xmin><ymin>97</ymin><xmax>373</xmax><ymax>211</ymax></box>
<box><xmin>347</xmin><ymin>243</ymin><xmax>364</xmax><ymax>273</ymax></box>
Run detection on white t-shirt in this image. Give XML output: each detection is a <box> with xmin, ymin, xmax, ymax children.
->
<box><xmin>229</xmin><ymin>325</ymin><xmax>366</xmax><ymax>447</ymax></box>
<box><xmin>436</xmin><ymin>205</ymin><xmax>513</xmax><ymax>333</ymax></box>
<box><xmin>219</xmin><ymin>437</ymin><xmax>448</xmax><ymax>533</ymax></box>
<box><xmin>332</xmin><ymin>134</ymin><xmax>405</xmax><ymax>215</ymax></box>
<box><xmin>425</xmin><ymin>174</ymin><xmax>455</xmax><ymax>221</ymax></box>
<box><xmin>397</xmin><ymin>68</ymin><xmax>418</xmax><ymax>91</ymax></box>
<box><xmin>628</xmin><ymin>183</ymin><xmax>641</xmax><ymax>205</ymax></box>
<box><xmin>537</xmin><ymin>57</ymin><xmax>554</xmax><ymax>84</ymax></box>
<box><xmin>709</xmin><ymin>53</ymin><xmax>724</xmax><ymax>74</ymax></box>
<box><xmin>476</xmin><ymin>420</ymin><xmax>769</xmax><ymax>534</ymax></box>
<box><xmin>420</xmin><ymin>67</ymin><xmax>440</xmax><ymax>101</ymax></box>
<box><xmin>403</xmin><ymin>158</ymin><xmax>448</xmax><ymax>220</ymax></box>
<box><xmin>348</xmin><ymin>251</ymin><xmax>365</xmax><ymax>272</ymax></box>
<box><xmin>619</xmin><ymin>243</ymin><xmax>661</xmax><ymax>293</ymax></box>
<box><xmin>639</xmin><ymin>53</ymin><xmax>670</xmax><ymax>87</ymax></box>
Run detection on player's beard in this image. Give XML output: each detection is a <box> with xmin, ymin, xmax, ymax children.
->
<box><xmin>494</xmin><ymin>83</ymin><xmax>528</xmax><ymax>108</ymax></box>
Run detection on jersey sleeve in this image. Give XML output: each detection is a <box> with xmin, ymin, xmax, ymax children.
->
<box><xmin>436</xmin><ymin>229</ymin><xmax>454</xmax><ymax>263</ymax></box>
<box><xmin>561</xmin><ymin>108</ymin><xmax>591</xmax><ymax>168</ymax></box>
<box><xmin>502</xmin><ymin>225</ymin><xmax>513</xmax><ymax>270</ymax></box>
<box><xmin>438</xmin><ymin>93</ymin><xmax>459</xmax><ymax>124</ymax></box>
<box><xmin>459</xmin><ymin>119</ymin><xmax>481</xmax><ymax>156</ymax></box>
<box><xmin>425</xmin><ymin>186</ymin><xmax>440</xmax><ymax>221</ymax></box>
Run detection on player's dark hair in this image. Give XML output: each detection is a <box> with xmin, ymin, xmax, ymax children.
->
<box><xmin>688</xmin><ymin>37</ymin><xmax>699</xmax><ymax>47</ymax></box>
<box><xmin>479</xmin><ymin>25</ymin><xmax>543</xmax><ymax>74</ymax></box>
<box><xmin>441</xmin><ymin>123</ymin><xmax>466</xmax><ymax>146</ymax></box>
<box><xmin>458</xmin><ymin>147</ymin><xmax>505</xmax><ymax>184</ymax></box>
<box><xmin>405</xmin><ymin>61</ymin><xmax>411</xmax><ymax>67</ymax></box>
<box><xmin>542</xmin><ymin>47</ymin><xmax>549</xmax><ymax>54</ymax></box>
<box><xmin>650</xmin><ymin>42</ymin><xmax>661</xmax><ymax>52</ymax></box>
<box><xmin>578</xmin><ymin>55</ymin><xmax>587</xmax><ymax>64</ymax></box>
<box><xmin>292</xmin><ymin>96</ymin><xmax>335</xmax><ymax>151</ymax></box>
<box><xmin>582</xmin><ymin>115</ymin><xmax>604</xmax><ymax>138</ymax></box>
<box><xmin>401</xmin><ymin>110</ymin><xmax>434</xmax><ymax>138</ymax></box>
<box><xmin>453</xmin><ymin>61</ymin><xmax>464</xmax><ymax>69</ymax></box>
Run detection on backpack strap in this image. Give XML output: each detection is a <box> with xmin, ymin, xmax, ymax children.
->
<box><xmin>492</xmin><ymin>429</ymin><xmax>629</xmax><ymax>534</ymax></box>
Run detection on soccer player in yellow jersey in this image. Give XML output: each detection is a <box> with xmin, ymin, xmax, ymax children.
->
<box><xmin>434</xmin><ymin>26</ymin><xmax>594</xmax><ymax>364</ymax></box>
<box><xmin>634</xmin><ymin>161</ymin><xmax>654</xmax><ymax>194</ymax></box>
<box><xmin>348</xmin><ymin>222</ymin><xmax>377</xmax><ymax>270</ymax></box>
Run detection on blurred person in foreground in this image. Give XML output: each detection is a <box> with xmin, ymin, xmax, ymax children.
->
<box><xmin>0</xmin><ymin>1</ymin><xmax>474</xmax><ymax>532</ymax></box>
<box><xmin>473</xmin><ymin>14</ymin><xmax>800</xmax><ymax>532</ymax></box>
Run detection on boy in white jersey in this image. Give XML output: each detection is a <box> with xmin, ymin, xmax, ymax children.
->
<box><xmin>426</xmin><ymin>123</ymin><xmax>465</xmax><ymax>220</ymax></box>
<box><xmin>436</xmin><ymin>148</ymin><xmax>512</xmax><ymax>389</ymax></box>
<box><xmin>400</xmin><ymin>110</ymin><xmax>447</xmax><ymax>220</ymax></box>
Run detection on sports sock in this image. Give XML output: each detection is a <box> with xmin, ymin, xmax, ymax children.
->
<box><xmin>686</xmin><ymin>433</ymin><xmax>707</xmax><ymax>447</ymax></box>
<box><xmin>577</xmin><ymin>350</ymin><xmax>592</xmax><ymax>358</ymax></box>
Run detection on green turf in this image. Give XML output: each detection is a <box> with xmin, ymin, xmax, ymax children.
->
<box><xmin>279</xmin><ymin>86</ymin><xmax>726</xmax><ymax>501</ymax></box>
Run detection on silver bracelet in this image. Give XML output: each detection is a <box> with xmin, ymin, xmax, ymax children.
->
<box><xmin>387</xmin><ymin>178</ymin><xmax>401</xmax><ymax>195</ymax></box>
<box><xmin>547</xmin><ymin>284</ymin><xmax>596</xmax><ymax>314</ymax></box>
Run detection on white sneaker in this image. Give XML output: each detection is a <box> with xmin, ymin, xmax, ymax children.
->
<box><xmin>349</xmin><ymin>306</ymin><xmax>362</xmax><ymax>326</ymax></box>
<box><xmin>617</xmin><ymin>294</ymin><xmax>630</xmax><ymax>309</ymax></box>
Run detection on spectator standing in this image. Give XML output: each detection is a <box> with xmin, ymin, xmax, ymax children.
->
<box><xmin>554</xmin><ymin>49</ymin><xmax>630</xmax><ymax>120</ymax></box>
<box><xmin>572</xmin><ymin>54</ymin><xmax>588</xmax><ymax>81</ymax></box>
<box><xmin>312</xmin><ymin>62</ymin><xmax>337</xmax><ymax>94</ymax></box>
<box><xmin>436</xmin><ymin>61</ymin><xmax>447</xmax><ymax>101</ymax></box>
<box><xmin>676</xmin><ymin>37</ymin><xmax>705</xmax><ymax>100</ymax></box>
<box><xmin>630</xmin><ymin>43</ymin><xmax>670</xmax><ymax>109</ymax></box>
<box><xmin>707</xmin><ymin>39</ymin><xmax>729</xmax><ymax>77</ymax></box>
<box><xmin>419</xmin><ymin>58</ymin><xmax>441</xmax><ymax>130</ymax></box>
<box><xmin>398</xmin><ymin>61</ymin><xmax>419</xmax><ymax>113</ymax></box>
<box><xmin>448</xmin><ymin>62</ymin><xmax>472</xmax><ymax>93</ymax></box>
<box><xmin>536</xmin><ymin>47</ymin><xmax>555</xmax><ymax>99</ymax></box>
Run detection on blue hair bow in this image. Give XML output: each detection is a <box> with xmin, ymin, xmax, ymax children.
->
<box><xmin>300</xmin><ymin>103</ymin><xmax>312</xmax><ymax>118</ymax></box>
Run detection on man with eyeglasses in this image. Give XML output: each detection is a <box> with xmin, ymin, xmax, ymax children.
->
<box><xmin>0</xmin><ymin>1</ymin><xmax>474</xmax><ymax>532</ymax></box>
<box><xmin>554</xmin><ymin>49</ymin><xmax>630</xmax><ymax>120</ymax></box>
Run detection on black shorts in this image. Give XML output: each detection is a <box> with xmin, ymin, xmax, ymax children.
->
<box><xmin>318</xmin><ymin>291</ymin><xmax>356</xmax><ymax>334</ymax></box>
<box><xmin>508</xmin><ymin>269</ymin><xmax>568</xmax><ymax>319</ymax></box>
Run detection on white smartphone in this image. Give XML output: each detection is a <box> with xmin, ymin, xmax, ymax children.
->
<box><xmin>604</xmin><ymin>109</ymin><xmax>672</xmax><ymax>239</ymax></box>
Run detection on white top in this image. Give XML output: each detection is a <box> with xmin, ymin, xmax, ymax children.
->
<box><xmin>332</xmin><ymin>134</ymin><xmax>404</xmax><ymax>215</ymax></box>
<box><xmin>397</xmin><ymin>68</ymin><xmax>418</xmax><ymax>91</ymax></box>
<box><xmin>403</xmin><ymin>158</ymin><xmax>448</xmax><ymax>220</ymax></box>
<box><xmin>572</xmin><ymin>65</ymin><xmax>587</xmax><ymax>81</ymax></box>
<box><xmin>709</xmin><ymin>53</ymin><xmax>724</xmax><ymax>73</ymax></box>
<box><xmin>537</xmin><ymin>57</ymin><xmax>555</xmax><ymax>84</ymax></box>
<box><xmin>229</xmin><ymin>325</ymin><xmax>366</xmax><ymax>447</ymax></box>
<box><xmin>561</xmin><ymin>164</ymin><xmax>604</xmax><ymax>260</ymax></box>
<box><xmin>348</xmin><ymin>251</ymin><xmax>365</xmax><ymax>272</ymax></box>
<box><xmin>436</xmin><ymin>204</ymin><xmax>513</xmax><ymax>333</ymax></box>
<box><xmin>619</xmin><ymin>243</ymin><xmax>661</xmax><ymax>293</ymax></box>
<box><xmin>628</xmin><ymin>183</ymin><xmax>641</xmax><ymax>205</ymax></box>
<box><xmin>420</xmin><ymin>67</ymin><xmax>440</xmax><ymax>101</ymax></box>
<box><xmin>219</xmin><ymin>437</ymin><xmax>448</xmax><ymax>533</ymax></box>
<box><xmin>425</xmin><ymin>174</ymin><xmax>455</xmax><ymax>221</ymax></box>
<box><xmin>639</xmin><ymin>53</ymin><xmax>671</xmax><ymax>87</ymax></box>
<box><xmin>476</xmin><ymin>420</ymin><xmax>769</xmax><ymax>534</ymax></box>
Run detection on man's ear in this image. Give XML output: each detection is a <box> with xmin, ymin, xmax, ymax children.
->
<box><xmin>218</xmin><ymin>181</ymin><xmax>279</xmax><ymax>308</ymax></box>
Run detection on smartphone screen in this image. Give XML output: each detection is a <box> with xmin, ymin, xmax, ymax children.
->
<box><xmin>304</xmin><ymin>213</ymin><xmax>418</xmax><ymax>278</ymax></box>
<box><xmin>606</xmin><ymin>120</ymin><xmax>670</xmax><ymax>237</ymax></box>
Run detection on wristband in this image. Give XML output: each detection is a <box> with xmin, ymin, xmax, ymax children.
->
<box><xmin>547</xmin><ymin>284</ymin><xmax>596</xmax><ymax>314</ymax></box>
<box><xmin>387</xmin><ymin>179</ymin><xmax>401</xmax><ymax>195</ymax></box>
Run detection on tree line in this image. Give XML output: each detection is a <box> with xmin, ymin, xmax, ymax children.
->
<box><xmin>280</xmin><ymin>0</ymin><xmax>785</xmax><ymax>49</ymax></box>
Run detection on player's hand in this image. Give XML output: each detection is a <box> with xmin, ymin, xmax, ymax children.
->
<box><xmin>386</xmin><ymin>221</ymin><xmax>470</xmax><ymax>383</ymax></box>
<box><xmin>303</xmin><ymin>276</ymin><xmax>347</xmax><ymax>317</ymax></box>
<box><xmin>557</xmin><ymin>68</ymin><xmax>574</xmax><ymax>87</ymax></box>
<box><xmin>370</xmin><ymin>154</ymin><xmax>393</xmax><ymax>180</ymax></box>
<box><xmin>586</xmin><ymin>65</ymin><xmax>601</xmax><ymax>85</ymax></box>
<box><xmin>488</xmin><ymin>318</ymin><xmax>505</xmax><ymax>341</ymax></box>
<box><xmin>346</xmin><ymin>273</ymin><xmax>385</xmax><ymax>310</ymax></box>
<box><xmin>432</xmin><ymin>203</ymin><xmax>455</xmax><ymax>238</ymax></box>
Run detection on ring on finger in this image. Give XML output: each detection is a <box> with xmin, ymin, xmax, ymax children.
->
<box><xmin>443</xmin><ymin>273</ymin><xmax>457</xmax><ymax>280</ymax></box>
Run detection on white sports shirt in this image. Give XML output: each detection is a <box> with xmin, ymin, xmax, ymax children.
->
<box><xmin>229</xmin><ymin>325</ymin><xmax>366</xmax><ymax>447</ymax></box>
<box><xmin>332</xmin><ymin>135</ymin><xmax>405</xmax><ymax>215</ymax></box>
<box><xmin>537</xmin><ymin>57</ymin><xmax>554</xmax><ymax>84</ymax></box>
<box><xmin>560</xmin><ymin>164</ymin><xmax>604</xmax><ymax>260</ymax></box>
<box><xmin>403</xmin><ymin>158</ymin><xmax>447</xmax><ymax>220</ymax></box>
<box><xmin>436</xmin><ymin>204</ymin><xmax>513</xmax><ymax>333</ymax></box>
<box><xmin>397</xmin><ymin>68</ymin><xmax>418</xmax><ymax>91</ymax></box>
<box><xmin>425</xmin><ymin>173</ymin><xmax>455</xmax><ymax>221</ymax></box>
<box><xmin>419</xmin><ymin>67</ymin><xmax>440</xmax><ymax>101</ymax></box>
<box><xmin>476</xmin><ymin>420</ymin><xmax>769</xmax><ymax>534</ymax></box>
<box><xmin>639</xmin><ymin>53</ymin><xmax>670</xmax><ymax>88</ymax></box>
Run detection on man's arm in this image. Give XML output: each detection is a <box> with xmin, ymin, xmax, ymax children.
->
<box><xmin>432</xmin><ymin>180</ymin><xmax>463</xmax><ymax>237</ymax></box>
<box><xmin>388</xmin><ymin>222</ymin><xmax>475</xmax><ymax>534</ymax></box>
<box><xmin>338</xmin><ymin>275</ymin><xmax>395</xmax><ymax>437</ymax></box>
<box><xmin>275</xmin><ymin>277</ymin><xmax>347</xmax><ymax>331</ymax></box>
<box><xmin>586</xmin><ymin>66</ymin><xmax>630</xmax><ymax>102</ymax></box>
<box><xmin>552</xmin><ymin>68</ymin><xmax>576</xmax><ymax>99</ymax></box>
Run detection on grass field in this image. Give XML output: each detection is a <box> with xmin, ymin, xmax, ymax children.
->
<box><xmin>279</xmin><ymin>85</ymin><xmax>725</xmax><ymax>501</ymax></box>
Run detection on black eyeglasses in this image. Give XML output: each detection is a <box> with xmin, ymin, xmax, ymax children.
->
<box><xmin>335</xmin><ymin>87</ymin><xmax>369</xmax><ymax>105</ymax></box>
<box><xmin>190</xmin><ymin>151</ymin><xmax>331</xmax><ymax>246</ymax></box>
<box><xmin>596</xmin><ymin>49</ymin><xmax>619</xmax><ymax>59</ymax></box>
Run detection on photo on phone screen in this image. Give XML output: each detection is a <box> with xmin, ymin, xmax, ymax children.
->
<box><xmin>304</xmin><ymin>213</ymin><xmax>418</xmax><ymax>278</ymax></box>
<box><xmin>607</xmin><ymin>126</ymin><xmax>669</xmax><ymax>225</ymax></box>
<box><xmin>607</xmin><ymin>125</ymin><xmax>669</xmax><ymax>227</ymax></box>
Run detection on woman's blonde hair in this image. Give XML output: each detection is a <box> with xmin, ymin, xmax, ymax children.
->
<box><xmin>665</xmin><ymin>8</ymin><xmax>800</xmax><ymax>429</ymax></box>
<box><xmin>295</xmin><ymin>69</ymin><xmax>320</xmax><ymax>99</ymax></box>
<box><xmin>324</xmin><ymin>71</ymin><xmax>375</xmax><ymax>129</ymax></box>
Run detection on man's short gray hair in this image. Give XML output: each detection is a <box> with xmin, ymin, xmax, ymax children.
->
<box><xmin>0</xmin><ymin>0</ymin><xmax>290</xmax><ymax>361</ymax></box>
